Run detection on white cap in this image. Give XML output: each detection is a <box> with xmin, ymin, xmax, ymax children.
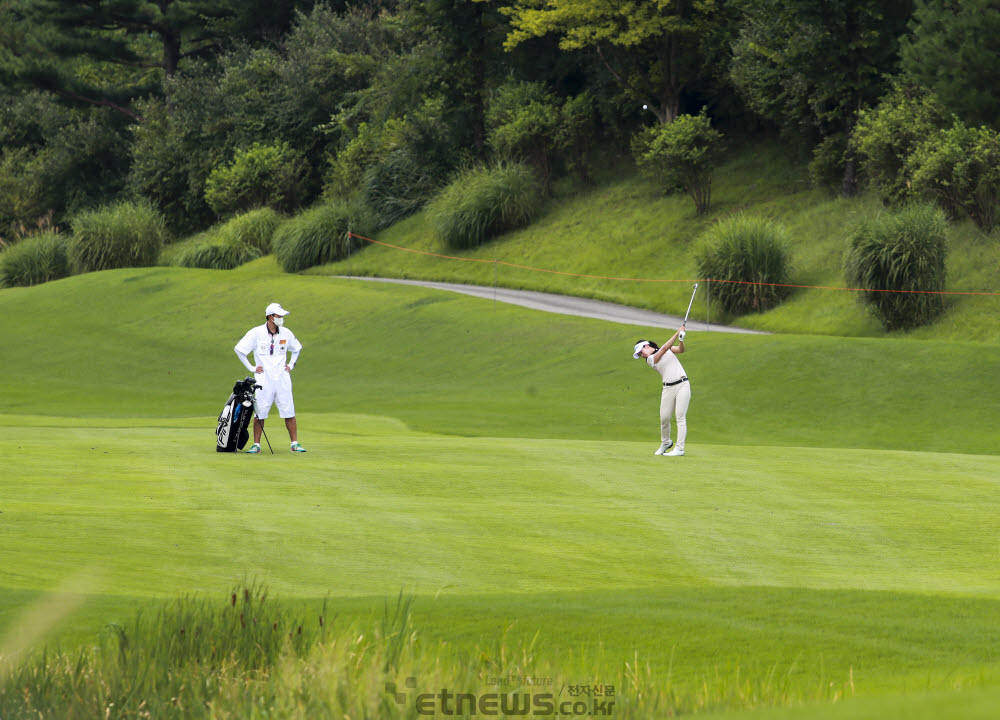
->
<box><xmin>633</xmin><ymin>341</ymin><xmax>651</xmax><ymax>359</ymax></box>
<box><xmin>265</xmin><ymin>302</ymin><xmax>289</xmax><ymax>317</ymax></box>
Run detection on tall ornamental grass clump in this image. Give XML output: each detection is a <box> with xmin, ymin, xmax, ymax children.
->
<box><xmin>176</xmin><ymin>240</ymin><xmax>262</xmax><ymax>270</ymax></box>
<box><xmin>429</xmin><ymin>162</ymin><xmax>542</xmax><ymax>250</ymax></box>
<box><xmin>0</xmin><ymin>231</ymin><xmax>73</xmax><ymax>287</ymax></box>
<box><xmin>844</xmin><ymin>203</ymin><xmax>948</xmax><ymax>331</ymax></box>
<box><xmin>272</xmin><ymin>200</ymin><xmax>376</xmax><ymax>273</ymax></box>
<box><xmin>69</xmin><ymin>199</ymin><xmax>168</xmax><ymax>272</ymax></box>
<box><xmin>175</xmin><ymin>208</ymin><xmax>281</xmax><ymax>270</ymax></box>
<box><xmin>221</xmin><ymin>206</ymin><xmax>282</xmax><ymax>254</ymax></box>
<box><xmin>695</xmin><ymin>214</ymin><xmax>792</xmax><ymax>314</ymax></box>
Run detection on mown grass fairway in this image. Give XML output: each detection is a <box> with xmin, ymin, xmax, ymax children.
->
<box><xmin>2</xmin><ymin>267</ymin><xmax>999</xmax><ymax>717</ymax></box>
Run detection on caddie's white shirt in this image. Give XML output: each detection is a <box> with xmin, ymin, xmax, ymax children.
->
<box><xmin>647</xmin><ymin>350</ymin><xmax>687</xmax><ymax>384</ymax></box>
<box><xmin>235</xmin><ymin>324</ymin><xmax>303</xmax><ymax>381</ymax></box>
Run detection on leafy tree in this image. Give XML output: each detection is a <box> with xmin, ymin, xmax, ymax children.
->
<box><xmin>556</xmin><ymin>91</ymin><xmax>596</xmax><ymax>185</ymax></box>
<box><xmin>901</xmin><ymin>0</ymin><xmax>1000</xmax><ymax>128</ymax></box>
<box><xmin>486</xmin><ymin>81</ymin><xmax>561</xmax><ymax>193</ymax></box>
<box><xmin>730</xmin><ymin>0</ymin><xmax>913</xmax><ymax>195</ymax></box>
<box><xmin>633</xmin><ymin>111</ymin><xmax>724</xmax><ymax>215</ymax></box>
<box><xmin>0</xmin><ymin>90</ymin><xmax>128</xmax><ymax>235</ymax></box>
<box><xmin>402</xmin><ymin>0</ymin><xmax>513</xmax><ymax>158</ymax></box>
<box><xmin>126</xmin><ymin>72</ymin><xmax>228</xmax><ymax>232</ymax></box>
<box><xmin>499</xmin><ymin>0</ymin><xmax>719</xmax><ymax>124</ymax></box>
<box><xmin>128</xmin><ymin>4</ymin><xmax>392</xmax><ymax>232</ymax></box>
<box><xmin>322</xmin><ymin>0</ymin><xmax>508</xmax><ymax>223</ymax></box>
<box><xmin>0</xmin><ymin>0</ymin><xmax>241</xmax><ymax>120</ymax></box>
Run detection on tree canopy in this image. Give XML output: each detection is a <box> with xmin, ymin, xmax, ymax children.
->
<box><xmin>0</xmin><ymin>0</ymin><xmax>996</xmax><ymax>239</ymax></box>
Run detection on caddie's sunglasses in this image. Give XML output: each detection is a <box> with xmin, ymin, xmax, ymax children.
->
<box><xmin>269</xmin><ymin>339</ymin><xmax>274</xmax><ymax>355</ymax></box>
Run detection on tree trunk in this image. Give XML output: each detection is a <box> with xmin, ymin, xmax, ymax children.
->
<box><xmin>162</xmin><ymin>29</ymin><xmax>181</xmax><ymax>77</ymax></box>
<box><xmin>841</xmin><ymin>144</ymin><xmax>857</xmax><ymax>197</ymax></box>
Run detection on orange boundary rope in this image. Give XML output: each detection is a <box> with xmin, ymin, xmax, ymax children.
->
<box><xmin>347</xmin><ymin>232</ymin><xmax>1000</xmax><ymax>297</ymax></box>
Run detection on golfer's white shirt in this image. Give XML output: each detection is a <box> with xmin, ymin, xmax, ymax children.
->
<box><xmin>647</xmin><ymin>350</ymin><xmax>687</xmax><ymax>384</ymax></box>
<box><xmin>235</xmin><ymin>324</ymin><xmax>303</xmax><ymax>381</ymax></box>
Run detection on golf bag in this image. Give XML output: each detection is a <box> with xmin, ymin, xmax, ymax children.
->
<box><xmin>216</xmin><ymin>377</ymin><xmax>260</xmax><ymax>452</ymax></box>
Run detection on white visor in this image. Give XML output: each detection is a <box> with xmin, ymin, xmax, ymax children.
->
<box><xmin>633</xmin><ymin>341</ymin><xmax>651</xmax><ymax>359</ymax></box>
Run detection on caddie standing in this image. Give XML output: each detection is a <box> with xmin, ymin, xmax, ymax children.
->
<box><xmin>234</xmin><ymin>302</ymin><xmax>306</xmax><ymax>453</ymax></box>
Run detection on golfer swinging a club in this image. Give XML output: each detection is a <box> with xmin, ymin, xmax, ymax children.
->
<box><xmin>633</xmin><ymin>327</ymin><xmax>690</xmax><ymax>457</ymax></box>
<box><xmin>235</xmin><ymin>302</ymin><xmax>306</xmax><ymax>453</ymax></box>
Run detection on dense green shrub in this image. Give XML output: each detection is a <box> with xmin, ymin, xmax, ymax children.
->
<box><xmin>272</xmin><ymin>201</ymin><xmax>376</xmax><ymax>273</ymax></box>
<box><xmin>808</xmin><ymin>133</ymin><xmax>847</xmax><ymax>190</ymax></box>
<box><xmin>428</xmin><ymin>163</ymin><xmax>542</xmax><ymax>250</ymax></box>
<box><xmin>907</xmin><ymin>122</ymin><xmax>1000</xmax><ymax>233</ymax></box>
<box><xmin>176</xmin><ymin>240</ymin><xmax>262</xmax><ymax>270</ymax></box>
<box><xmin>69</xmin><ymin>200</ymin><xmax>168</xmax><ymax>272</ymax></box>
<box><xmin>327</xmin><ymin>112</ymin><xmax>457</xmax><ymax>228</ymax></box>
<box><xmin>0</xmin><ymin>231</ymin><xmax>73</xmax><ymax>287</ymax></box>
<box><xmin>204</xmin><ymin>142</ymin><xmax>307</xmax><ymax>217</ymax></box>
<box><xmin>852</xmin><ymin>84</ymin><xmax>949</xmax><ymax>206</ymax></box>
<box><xmin>633</xmin><ymin>111</ymin><xmax>725</xmax><ymax>215</ymax></box>
<box><xmin>844</xmin><ymin>203</ymin><xmax>948</xmax><ymax>331</ymax></box>
<box><xmin>695</xmin><ymin>214</ymin><xmax>792</xmax><ymax>314</ymax></box>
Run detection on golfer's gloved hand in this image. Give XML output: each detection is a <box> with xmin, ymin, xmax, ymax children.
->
<box><xmin>678</xmin><ymin>330</ymin><xmax>686</xmax><ymax>341</ymax></box>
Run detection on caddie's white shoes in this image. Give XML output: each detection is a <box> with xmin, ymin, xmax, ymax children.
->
<box><xmin>654</xmin><ymin>440</ymin><xmax>674</xmax><ymax>455</ymax></box>
<box><xmin>665</xmin><ymin>447</ymin><xmax>685</xmax><ymax>456</ymax></box>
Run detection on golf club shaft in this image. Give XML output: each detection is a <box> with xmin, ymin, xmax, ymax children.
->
<box><xmin>259</xmin><ymin>422</ymin><xmax>274</xmax><ymax>454</ymax></box>
<box><xmin>251</xmin><ymin>394</ymin><xmax>275</xmax><ymax>454</ymax></box>
<box><xmin>683</xmin><ymin>283</ymin><xmax>699</xmax><ymax>324</ymax></box>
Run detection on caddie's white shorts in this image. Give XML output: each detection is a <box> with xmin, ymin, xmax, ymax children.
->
<box><xmin>254</xmin><ymin>372</ymin><xmax>295</xmax><ymax>420</ymax></box>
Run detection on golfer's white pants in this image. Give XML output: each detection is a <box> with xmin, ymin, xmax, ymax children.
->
<box><xmin>660</xmin><ymin>381</ymin><xmax>691</xmax><ymax>451</ymax></box>
<box><xmin>254</xmin><ymin>372</ymin><xmax>295</xmax><ymax>420</ymax></box>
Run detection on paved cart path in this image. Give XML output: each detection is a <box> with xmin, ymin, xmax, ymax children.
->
<box><xmin>336</xmin><ymin>276</ymin><xmax>767</xmax><ymax>334</ymax></box>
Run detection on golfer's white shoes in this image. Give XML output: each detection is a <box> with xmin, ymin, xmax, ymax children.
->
<box><xmin>654</xmin><ymin>440</ymin><xmax>674</xmax><ymax>455</ymax></box>
<box><xmin>665</xmin><ymin>447</ymin><xmax>685</xmax><ymax>456</ymax></box>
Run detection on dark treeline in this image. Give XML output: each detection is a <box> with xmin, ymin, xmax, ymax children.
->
<box><xmin>1</xmin><ymin>0</ymin><xmax>999</xmax><ymax>240</ymax></box>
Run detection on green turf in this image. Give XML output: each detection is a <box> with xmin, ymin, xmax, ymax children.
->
<box><xmin>2</xmin><ymin>267</ymin><xmax>999</xmax><ymax>717</ymax></box>
<box><xmin>2</xmin><ymin>267</ymin><xmax>998</xmax><ymax>453</ymax></box>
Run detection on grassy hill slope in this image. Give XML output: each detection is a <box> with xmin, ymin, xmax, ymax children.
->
<box><xmin>304</xmin><ymin>143</ymin><xmax>1000</xmax><ymax>343</ymax></box>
